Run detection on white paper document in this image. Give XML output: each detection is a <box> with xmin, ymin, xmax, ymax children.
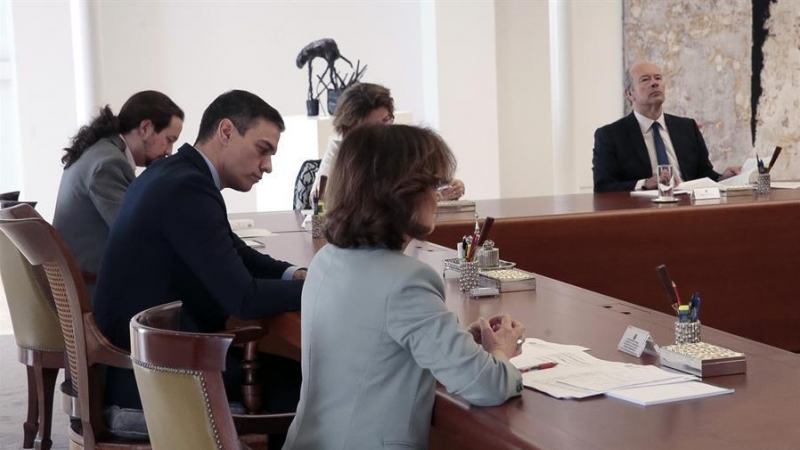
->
<box><xmin>630</xmin><ymin>189</ymin><xmax>690</xmax><ymax>198</ymax></box>
<box><xmin>516</xmin><ymin>338</ymin><xmax>704</xmax><ymax>402</ymax></box>
<box><xmin>630</xmin><ymin>177</ymin><xmax>721</xmax><ymax>198</ymax></box>
<box><xmin>676</xmin><ymin>177</ymin><xmax>720</xmax><ymax>191</ymax></box>
<box><xmin>556</xmin><ymin>364</ymin><xmax>694</xmax><ymax>393</ymax></box>
<box><xmin>719</xmin><ymin>158</ymin><xmax>758</xmax><ymax>187</ymax></box>
<box><xmin>229</xmin><ymin>219</ymin><xmax>255</xmax><ymax>230</ymax></box>
<box><xmin>234</xmin><ymin>228</ymin><xmax>274</xmax><ymax>238</ymax></box>
<box><xmin>607</xmin><ymin>381</ymin><xmax>733</xmax><ymax>406</ymax></box>
<box><xmin>771</xmin><ymin>181</ymin><xmax>800</xmax><ymax>189</ymax></box>
<box><xmin>511</xmin><ymin>338</ymin><xmax>590</xmax><ymax>369</ymax></box>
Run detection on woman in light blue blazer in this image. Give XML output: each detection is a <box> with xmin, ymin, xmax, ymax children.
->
<box><xmin>283</xmin><ymin>125</ymin><xmax>525</xmax><ymax>450</ymax></box>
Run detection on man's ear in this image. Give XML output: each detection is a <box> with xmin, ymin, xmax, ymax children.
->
<box><xmin>138</xmin><ymin>119</ymin><xmax>154</xmax><ymax>138</ymax></box>
<box><xmin>218</xmin><ymin>119</ymin><xmax>234</xmax><ymax>146</ymax></box>
<box><xmin>623</xmin><ymin>88</ymin><xmax>635</xmax><ymax>105</ymax></box>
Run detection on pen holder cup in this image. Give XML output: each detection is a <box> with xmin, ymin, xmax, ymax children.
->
<box><xmin>674</xmin><ymin>320</ymin><xmax>702</xmax><ymax>344</ymax></box>
<box><xmin>458</xmin><ymin>261</ymin><xmax>479</xmax><ymax>292</ymax></box>
<box><xmin>477</xmin><ymin>248</ymin><xmax>500</xmax><ymax>269</ymax></box>
<box><xmin>311</xmin><ymin>214</ymin><xmax>326</xmax><ymax>238</ymax></box>
<box><xmin>756</xmin><ymin>173</ymin><xmax>771</xmax><ymax>195</ymax></box>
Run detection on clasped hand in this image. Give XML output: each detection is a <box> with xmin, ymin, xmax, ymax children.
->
<box><xmin>467</xmin><ymin>314</ymin><xmax>525</xmax><ymax>360</ymax></box>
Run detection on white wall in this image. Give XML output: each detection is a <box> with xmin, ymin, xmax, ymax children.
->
<box><xmin>91</xmin><ymin>0</ymin><xmax>425</xmax><ymax>212</ymax></box>
<box><xmin>11</xmin><ymin>0</ymin><xmax>80</xmax><ymax>221</ymax></box>
<box><xmin>567</xmin><ymin>0</ymin><xmax>624</xmax><ymax>192</ymax></box>
<box><xmin>430</xmin><ymin>0</ymin><xmax>501</xmax><ymax>200</ymax></box>
<box><xmin>496</xmin><ymin>0</ymin><xmax>554</xmax><ymax>198</ymax></box>
<box><xmin>7</xmin><ymin>0</ymin><xmax>624</xmax><ymax>217</ymax></box>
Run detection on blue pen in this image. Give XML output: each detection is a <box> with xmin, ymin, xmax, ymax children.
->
<box><xmin>678</xmin><ymin>305</ymin><xmax>690</xmax><ymax>323</ymax></box>
<box><xmin>693</xmin><ymin>294</ymin><xmax>701</xmax><ymax>322</ymax></box>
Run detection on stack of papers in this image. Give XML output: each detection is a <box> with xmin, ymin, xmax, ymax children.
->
<box><xmin>607</xmin><ymin>381</ymin><xmax>733</xmax><ymax>406</ymax></box>
<box><xmin>513</xmin><ymin>338</ymin><xmax>733</xmax><ymax>405</ymax></box>
<box><xmin>229</xmin><ymin>218</ymin><xmax>274</xmax><ymax>238</ymax></box>
<box><xmin>630</xmin><ymin>177</ymin><xmax>720</xmax><ymax>198</ymax></box>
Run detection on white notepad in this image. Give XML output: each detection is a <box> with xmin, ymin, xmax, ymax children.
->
<box><xmin>234</xmin><ymin>228</ymin><xmax>274</xmax><ymax>238</ymax></box>
<box><xmin>607</xmin><ymin>381</ymin><xmax>733</xmax><ymax>406</ymax></box>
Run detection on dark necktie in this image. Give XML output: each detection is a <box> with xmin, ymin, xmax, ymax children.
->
<box><xmin>651</xmin><ymin>122</ymin><xmax>669</xmax><ymax>165</ymax></box>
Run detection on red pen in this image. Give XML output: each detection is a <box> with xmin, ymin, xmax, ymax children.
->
<box><xmin>671</xmin><ymin>282</ymin><xmax>683</xmax><ymax>306</ymax></box>
<box><xmin>519</xmin><ymin>362</ymin><xmax>558</xmax><ymax>373</ymax></box>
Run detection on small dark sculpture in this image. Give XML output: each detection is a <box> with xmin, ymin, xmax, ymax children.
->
<box><xmin>296</xmin><ymin>38</ymin><xmax>367</xmax><ymax>115</ymax></box>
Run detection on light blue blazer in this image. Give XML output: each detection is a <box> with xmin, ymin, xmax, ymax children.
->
<box><xmin>282</xmin><ymin>245</ymin><xmax>522</xmax><ymax>450</ymax></box>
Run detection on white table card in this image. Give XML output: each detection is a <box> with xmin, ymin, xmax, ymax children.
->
<box><xmin>618</xmin><ymin>325</ymin><xmax>659</xmax><ymax>357</ymax></box>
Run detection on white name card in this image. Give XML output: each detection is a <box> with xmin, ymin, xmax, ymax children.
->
<box><xmin>229</xmin><ymin>219</ymin><xmax>255</xmax><ymax>231</ymax></box>
<box><xmin>692</xmin><ymin>187</ymin><xmax>721</xmax><ymax>200</ymax></box>
<box><xmin>618</xmin><ymin>325</ymin><xmax>660</xmax><ymax>357</ymax></box>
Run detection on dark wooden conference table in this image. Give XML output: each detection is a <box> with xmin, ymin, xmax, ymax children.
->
<box><xmin>428</xmin><ymin>190</ymin><xmax>800</xmax><ymax>351</ymax></box>
<box><xmin>246</xmin><ymin>226</ymin><xmax>800</xmax><ymax>450</ymax></box>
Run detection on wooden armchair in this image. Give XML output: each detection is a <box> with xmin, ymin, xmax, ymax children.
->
<box><xmin>0</xmin><ymin>190</ymin><xmax>20</xmax><ymax>201</ymax></box>
<box><xmin>0</xmin><ymin>204</ymin><xmax>146</xmax><ymax>449</ymax></box>
<box><xmin>130</xmin><ymin>301</ymin><xmax>295</xmax><ymax>450</ymax></box>
<box><xmin>0</xmin><ymin>208</ymin><xmax>65</xmax><ymax>450</ymax></box>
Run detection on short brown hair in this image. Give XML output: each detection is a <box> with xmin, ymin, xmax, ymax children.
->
<box><xmin>324</xmin><ymin>124</ymin><xmax>456</xmax><ymax>250</ymax></box>
<box><xmin>195</xmin><ymin>90</ymin><xmax>285</xmax><ymax>144</ymax></box>
<box><xmin>332</xmin><ymin>82</ymin><xmax>394</xmax><ymax>136</ymax></box>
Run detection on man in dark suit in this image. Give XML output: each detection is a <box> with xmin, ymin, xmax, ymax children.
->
<box><xmin>94</xmin><ymin>91</ymin><xmax>304</xmax><ymax>439</ymax></box>
<box><xmin>593</xmin><ymin>61</ymin><xmax>740</xmax><ymax>192</ymax></box>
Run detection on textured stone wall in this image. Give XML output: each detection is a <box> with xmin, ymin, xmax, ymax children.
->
<box><xmin>623</xmin><ymin>0</ymin><xmax>799</xmax><ymax>179</ymax></box>
<box><xmin>755</xmin><ymin>0</ymin><xmax>800</xmax><ymax>179</ymax></box>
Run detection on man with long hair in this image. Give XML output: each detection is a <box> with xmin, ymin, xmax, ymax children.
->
<box><xmin>53</xmin><ymin>91</ymin><xmax>183</xmax><ymax>281</ymax></box>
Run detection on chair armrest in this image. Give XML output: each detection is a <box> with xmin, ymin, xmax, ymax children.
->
<box><xmin>225</xmin><ymin>325</ymin><xmax>265</xmax><ymax>345</ymax></box>
<box><xmin>83</xmin><ymin>312</ymin><xmax>131</xmax><ymax>369</ymax></box>
<box><xmin>232</xmin><ymin>413</ymin><xmax>295</xmax><ymax>435</ymax></box>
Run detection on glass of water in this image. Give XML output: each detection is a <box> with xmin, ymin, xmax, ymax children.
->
<box><xmin>657</xmin><ymin>164</ymin><xmax>674</xmax><ymax>199</ymax></box>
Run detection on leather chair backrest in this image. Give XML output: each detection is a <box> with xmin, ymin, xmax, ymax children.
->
<box><xmin>0</xmin><ymin>231</ymin><xmax>64</xmax><ymax>351</ymax></box>
<box><xmin>131</xmin><ymin>301</ymin><xmax>240</xmax><ymax>450</ymax></box>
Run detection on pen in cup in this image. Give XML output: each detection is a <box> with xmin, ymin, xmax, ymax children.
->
<box><xmin>519</xmin><ymin>362</ymin><xmax>558</xmax><ymax>373</ymax></box>
<box><xmin>767</xmin><ymin>146</ymin><xmax>782</xmax><ymax>173</ymax></box>
<box><xmin>655</xmin><ymin>264</ymin><xmax>679</xmax><ymax>310</ymax></box>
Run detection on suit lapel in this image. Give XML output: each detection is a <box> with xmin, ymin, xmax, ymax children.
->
<box><xmin>625</xmin><ymin>112</ymin><xmax>652</xmax><ymax>171</ymax></box>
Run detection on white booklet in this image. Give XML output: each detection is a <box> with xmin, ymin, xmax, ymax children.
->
<box><xmin>606</xmin><ymin>381</ymin><xmax>733</xmax><ymax>406</ymax></box>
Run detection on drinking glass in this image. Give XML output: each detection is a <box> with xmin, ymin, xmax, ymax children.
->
<box><xmin>657</xmin><ymin>164</ymin><xmax>674</xmax><ymax>199</ymax></box>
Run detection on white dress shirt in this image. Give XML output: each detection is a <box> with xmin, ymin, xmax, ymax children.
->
<box><xmin>632</xmin><ymin>111</ymin><xmax>683</xmax><ymax>190</ymax></box>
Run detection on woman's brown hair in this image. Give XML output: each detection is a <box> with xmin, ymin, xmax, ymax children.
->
<box><xmin>324</xmin><ymin>124</ymin><xmax>456</xmax><ymax>250</ymax></box>
<box><xmin>332</xmin><ymin>82</ymin><xmax>394</xmax><ymax>136</ymax></box>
